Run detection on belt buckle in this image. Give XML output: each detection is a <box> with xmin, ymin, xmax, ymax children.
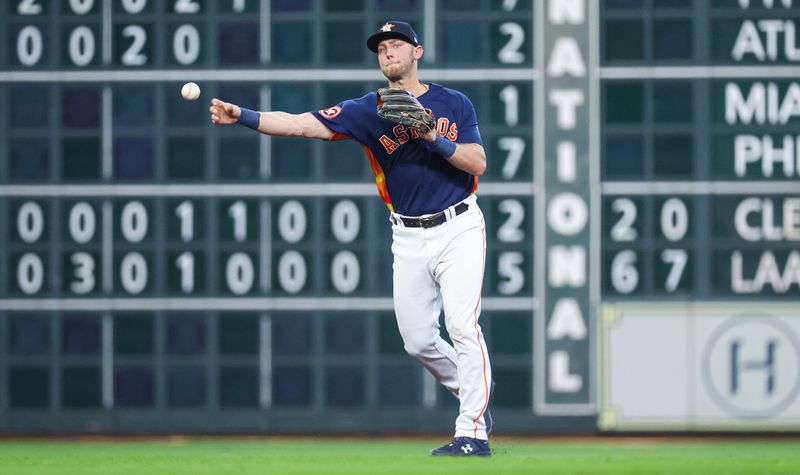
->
<box><xmin>421</xmin><ymin>217</ymin><xmax>436</xmax><ymax>229</ymax></box>
<box><xmin>422</xmin><ymin>211</ymin><xmax>447</xmax><ymax>228</ymax></box>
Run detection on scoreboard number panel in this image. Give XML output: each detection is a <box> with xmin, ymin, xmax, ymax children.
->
<box><xmin>60</xmin><ymin>200</ymin><xmax>103</xmax><ymax>296</ymax></box>
<box><xmin>324</xmin><ymin>198</ymin><xmax>367</xmax><ymax>296</ymax></box>
<box><xmin>112</xmin><ymin>198</ymin><xmax>155</xmax><ymax>296</ymax></box>
<box><xmin>603</xmin><ymin>196</ymin><xmax>695</xmax><ymax>297</ymax></box>
<box><xmin>1</xmin><ymin>0</ymin><xmax>799</xmax><ymax>433</ymax></box>
<box><xmin>485</xmin><ymin>196</ymin><xmax>534</xmax><ymax>298</ymax></box>
<box><xmin>9</xmin><ymin>0</ymin><xmax>213</xmax><ymax>68</ymax></box>
<box><xmin>0</xmin><ymin>0</ymin><xmax>545</xmax><ymax>430</ymax></box>
<box><xmin>270</xmin><ymin>198</ymin><xmax>314</xmax><ymax>296</ymax></box>
<box><xmin>488</xmin><ymin>135</ymin><xmax>532</xmax><ymax>181</ymax></box>
<box><xmin>167</xmin><ymin>198</ymin><xmax>205</xmax><ymax>242</ymax></box>
<box><xmin>114</xmin><ymin>24</ymin><xmax>155</xmax><ymax>67</ymax></box>
<box><xmin>9</xmin><ymin>200</ymin><xmax>52</xmax><ymax>296</ymax></box>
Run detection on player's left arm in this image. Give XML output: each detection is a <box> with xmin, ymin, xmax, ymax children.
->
<box><xmin>421</xmin><ymin>129</ymin><xmax>486</xmax><ymax>176</ymax></box>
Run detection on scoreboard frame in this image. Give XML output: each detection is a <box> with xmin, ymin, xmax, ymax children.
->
<box><xmin>1</xmin><ymin>0</ymin><xmax>799</xmax><ymax>433</ymax></box>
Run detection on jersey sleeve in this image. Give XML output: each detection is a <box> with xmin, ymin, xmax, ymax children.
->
<box><xmin>309</xmin><ymin>98</ymin><xmax>363</xmax><ymax>140</ymax></box>
<box><xmin>456</xmin><ymin>94</ymin><xmax>483</xmax><ymax>145</ymax></box>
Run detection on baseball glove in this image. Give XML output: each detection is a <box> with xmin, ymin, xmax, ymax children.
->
<box><xmin>377</xmin><ymin>87</ymin><xmax>435</xmax><ymax>133</ymax></box>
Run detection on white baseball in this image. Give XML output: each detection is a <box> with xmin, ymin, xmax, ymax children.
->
<box><xmin>181</xmin><ymin>82</ymin><xmax>200</xmax><ymax>101</ymax></box>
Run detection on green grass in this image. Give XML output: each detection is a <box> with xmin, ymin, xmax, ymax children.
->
<box><xmin>0</xmin><ymin>437</ymin><xmax>798</xmax><ymax>475</ymax></box>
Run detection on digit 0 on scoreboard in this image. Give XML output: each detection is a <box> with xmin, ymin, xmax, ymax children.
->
<box><xmin>324</xmin><ymin>198</ymin><xmax>367</xmax><ymax>296</ymax></box>
<box><xmin>112</xmin><ymin>199</ymin><xmax>155</xmax><ymax>296</ymax></box>
<box><xmin>271</xmin><ymin>198</ymin><xmax>313</xmax><ymax>296</ymax></box>
<box><xmin>9</xmin><ymin>200</ymin><xmax>51</xmax><ymax>296</ymax></box>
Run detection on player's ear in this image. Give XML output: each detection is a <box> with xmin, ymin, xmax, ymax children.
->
<box><xmin>414</xmin><ymin>45</ymin><xmax>424</xmax><ymax>61</ymax></box>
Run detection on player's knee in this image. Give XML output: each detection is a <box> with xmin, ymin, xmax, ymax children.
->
<box><xmin>400</xmin><ymin>330</ymin><xmax>436</xmax><ymax>358</ymax></box>
<box><xmin>403</xmin><ymin>339</ymin><xmax>433</xmax><ymax>358</ymax></box>
<box><xmin>442</xmin><ymin>323</ymin><xmax>482</xmax><ymax>349</ymax></box>
<box><xmin>445</xmin><ymin>323</ymin><xmax>470</xmax><ymax>343</ymax></box>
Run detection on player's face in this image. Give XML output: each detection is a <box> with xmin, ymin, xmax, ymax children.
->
<box><xmin>377</xmin><ymin>39</ymin><xmax>419</xmax><ymax>81</ymax></box>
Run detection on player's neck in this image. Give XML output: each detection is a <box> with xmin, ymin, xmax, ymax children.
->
<box><xmin>390</xmin><ymin>77</ymin><xmax>428</xmax><ymax>97</ymax></box>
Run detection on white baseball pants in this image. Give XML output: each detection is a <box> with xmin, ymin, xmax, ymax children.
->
<box><xmin>390</xmin><ymin>194</ymin><xmax>493</xmax><ymax>440</ymax></box>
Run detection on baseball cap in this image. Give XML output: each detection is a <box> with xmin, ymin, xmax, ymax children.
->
<box><xmin>367</xmin><ymin>21</ymin><xmax>421</xmax><ymax>53</ymax></box>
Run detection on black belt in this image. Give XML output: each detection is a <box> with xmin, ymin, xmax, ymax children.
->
<box><xmin>391</xmin><ymin>202</ymin><xmax>469</xmax><ymax>228</ymax></box>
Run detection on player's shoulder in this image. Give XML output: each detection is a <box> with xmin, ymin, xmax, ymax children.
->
<box><xmin>341</xmin><ymin>91</ymin><xmax>378</xmax><ymax>111</ymax></box>
<box><xmin>316</xmin><ymin>91</ymin><xmax>376</xmax><ymax>120</ymax></box>
<box><xmin>428</xmin><ymin>83</ymin><xmax>474</xmax><ymax>107</ymax></box>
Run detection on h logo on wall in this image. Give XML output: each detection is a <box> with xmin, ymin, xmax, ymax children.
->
<box><xmin>730</xmin><ymin>339</ymin><xmax>775</xmax><ymax>395</ymax></box>
<box><xmin>703</xmin><ymin>315</ymin><xmax>800</xmax><ymax>418</ymax></box>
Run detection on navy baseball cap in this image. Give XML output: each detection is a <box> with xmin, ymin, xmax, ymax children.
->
<box><xmin>367</xmin><ymin>21</ymin><xmax>420</xmax><ymax>53</ymax></box>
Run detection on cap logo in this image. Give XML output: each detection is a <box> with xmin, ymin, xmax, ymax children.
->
<box><xmin>380</xmin><ymin>23</ymin><xmax>395</xmax><ymax>32</ymax></box>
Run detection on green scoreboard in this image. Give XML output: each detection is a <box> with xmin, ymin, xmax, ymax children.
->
<box><xmin>0</xmin><ymin>0</ymin><xmax>798</xmax><ymax>433</ymax></box>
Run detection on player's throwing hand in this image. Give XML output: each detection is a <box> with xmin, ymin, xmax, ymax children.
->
<box><xmin>209</xmin><ymin>98</ymin><xmax>241</xmax><ymax>125</ymax></box>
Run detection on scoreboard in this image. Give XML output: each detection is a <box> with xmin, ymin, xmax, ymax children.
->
<box><xmin>0</xmin><ymin>0</ymin><xmax>798</xmax><ymax>433</ymax></box>
<box><xmin>597</xmin><ymin>0</ymin><xmax>800</xmax><ymax>430</ymax></box>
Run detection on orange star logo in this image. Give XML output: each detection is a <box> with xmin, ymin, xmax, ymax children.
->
<box><xmin>380</xmin><ymin>23</ymin><xmax>395</xmax><ymax>32</ymax></box>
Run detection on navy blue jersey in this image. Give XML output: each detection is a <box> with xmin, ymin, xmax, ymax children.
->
<box><xmin>310</xmin><ymin>83</ymin><xmax>482</xmax><ymax>216</ymax></box>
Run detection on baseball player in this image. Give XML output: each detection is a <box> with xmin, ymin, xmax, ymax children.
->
<box><xmin>209</xmin><ymin>21</ymin><xmax>494</xmax><ymax>457</ymax></box>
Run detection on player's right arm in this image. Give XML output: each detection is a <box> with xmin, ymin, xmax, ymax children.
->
<box><xmin>209</xmin><ymin>98</ymin><xmax>335</xmax><ymax>140</ymax></box>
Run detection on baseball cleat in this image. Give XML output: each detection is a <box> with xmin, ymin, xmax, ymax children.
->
<box><xmin>429</xmin><ymin>437</ymin><xmax>491</xmax><ymax>457</ymax></box>
<box><xmin>483</xmin><ymin>379</ymin><xmax>496</xmax><ymax>436</ymax></box>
